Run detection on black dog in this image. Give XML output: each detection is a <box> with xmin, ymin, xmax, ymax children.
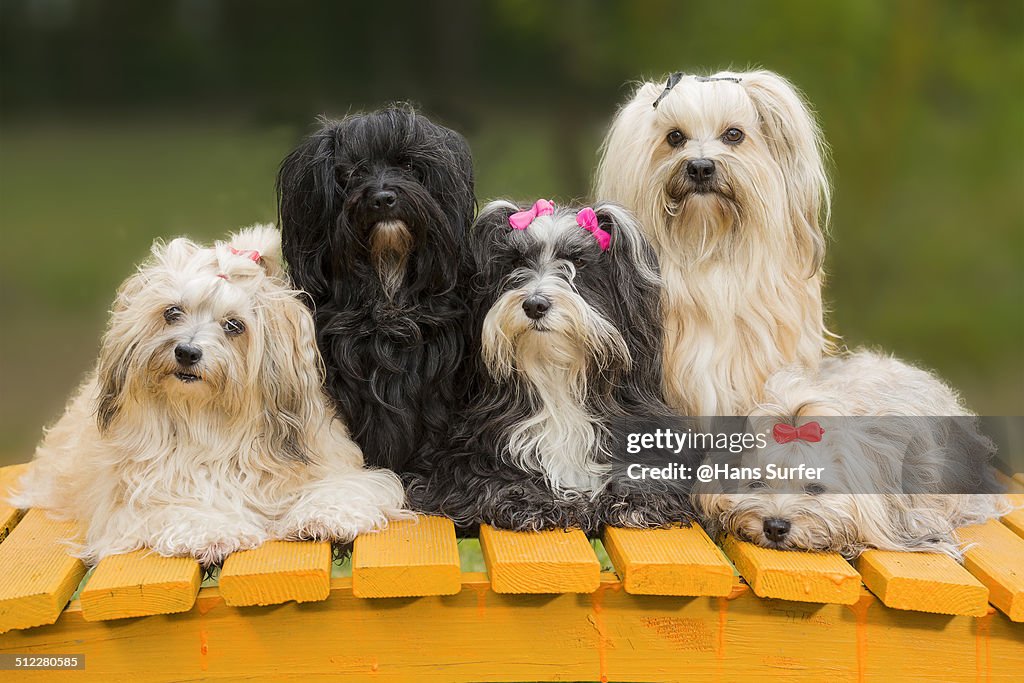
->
<box><xmin>277</xmin><ymin>105</ymin><xmax>475</xmax><ymax>472</ymax></box>
<box><xmin>408</xmin><ymin>200</ymin><xmax>702</xmax><ymax>532</ymax></box>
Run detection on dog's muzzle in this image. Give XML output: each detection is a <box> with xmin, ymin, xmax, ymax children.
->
<box><xmin>173</xmin><ymin>343</ymin><xmax>203</xmax><ymax>383</ymax></box>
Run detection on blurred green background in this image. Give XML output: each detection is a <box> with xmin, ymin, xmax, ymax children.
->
<box><xmin>1</xmin><ymin>0</ymin><xmax>1021</xmax><ymax>466</ymax></box>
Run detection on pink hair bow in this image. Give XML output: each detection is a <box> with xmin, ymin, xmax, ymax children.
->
<box><xmin>230</xmin><ymin>247</ymin><xmax>262</xmax><ymax>263</ymax></box>
<box><xmin>576</xmin><ymin>207</ymin><xmax>611</xmax><ymax>252</ymax></box>
<box><xmin>509</xmin><ymin>199</ymin><xmax>554</xmax><ymax>230</ymax></box>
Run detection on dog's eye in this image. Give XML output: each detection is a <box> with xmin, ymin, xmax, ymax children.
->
<box><xmin>747</xmin><ymin>479</ymin><xmax>768</xmax><ymax>490</ymax></box>
<box><xmin>804</xmin><ymin>483</ymin><xmax>826</xmax><ymax>495</ymax></box>
<box><xmin>222</xmin><ymin>319</ymin><xmax>246</xmax><ymax>337</ymax></box>
<box><xmin>722</xmin><ymin>127</ymin><xmax>745</xmax><ymax>144</ymax></box>
<box><xmin>163</xmin><ymin>306</ymin><xmax>184</xmax><ymax>324</ymax></box>
<box><xmin>666</xmin><ymin>130</ymin><xmax>686</xmax><ymax>147</ymax></box>
<box><xmin>400</xmin><ymin>159</ymin><xmax>414</xmax><ymax>172</ymax></box>
<box><xmin>555</xmin><ymin>252</ymin><xmax>587</xmax><ymax>270</ymax></box>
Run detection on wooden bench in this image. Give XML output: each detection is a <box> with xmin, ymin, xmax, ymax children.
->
<box><xmin>0</xmin><ymin>463</ymin><xmax>1022</xmax><ymax>680</ymax></box>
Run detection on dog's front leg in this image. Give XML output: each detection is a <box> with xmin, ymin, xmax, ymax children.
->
<box><xmin>277</xmin><ymin>467</ymin><xmax>410</xmax><ymax>544</ymax></box>
<box><xmin>139</xmin><ymin>506</ymin><xmax>268</xmax><ymax>567</ymax></box>
<box><xmin>594</xmin><ymin>475</ymin><xmax>696</xmax><ymax>529</ymax></box>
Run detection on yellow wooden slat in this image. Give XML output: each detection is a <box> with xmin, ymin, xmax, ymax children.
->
<box><xmin>957</xmin><ymin>519</ymin><xmax>1024</xmax><ymax>622</ymax></box>
<box><xmin>720</xmin><ymin>534</ymin><xmax>861</xmax><ymax>604</ymax></box>
<box><xmin>0</xmin><ymin>509</ymin><xmax>86</xmax><ymax>633</ymax></box>
<box><xmin>3</xmin><ymin>578</ymin><xmax>1023</xmax><ymax>681</ymax></box>
<box><xmin>478</xmin><ymin>525</ymin><xmax>600</xmax><ymax>594</ymax></box>
<box><xmin>219</xmin><ymin>540</ymin><xmax>331</xmax><ymax>607</ymax></box>
<box><xmin>0</xmin><ymin>464</ymin><xmax>29</xmax><ymax>544</ymax></box>
<box><xmin>602</xmin><ymin>523</ymin><xmax>734</xmax><ymax>596</ymax></box>
<box><xmin>1001</xmin><ymin>493</ymin><xmax>1024</xmax><ymax>539</ymax></box>
<box><xmin>856</xmin><ymin>549</ymin><xmax>989</xmax><ymax>616</ymax></box>
<box><xmin>79</xmin><ymin>550</ymin><xmax>201</xmax><ymax>621</ymax></box>
<box><xmin>352</xmin><ymin>516</ymin><xmax>460</xmax><ymax>598</ymax></box>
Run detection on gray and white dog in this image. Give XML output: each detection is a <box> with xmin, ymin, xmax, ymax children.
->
<box><xmin>408</xmin><ymin>200</ymin><xmax>702</xmax><ymax>532</ymax></box>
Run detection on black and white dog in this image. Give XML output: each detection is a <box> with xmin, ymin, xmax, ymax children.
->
<box><xmin>277</xmin><ymin>105</ymin><xmax>475</xmax><ymax>473</ymax></box>
<box><xmin>408</xmin><ymin>200</ymin><xmax>701</xmax><ymax>532</ymax></box>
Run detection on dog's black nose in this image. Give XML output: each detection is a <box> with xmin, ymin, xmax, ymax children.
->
<box><xmin>370</xmin><ymin>189</ymin><xmax>398</xmax><ymax>211</ymax></box>
<box><xmin>174</xmin><ymin>343</ymin><xmax>203</xmax><ymax>367</ymax></box>
<box><xmin>686</xmin><ymin>158</ymin><xmax>716</xmax><ymax>182</ymax></box>
<box><xmin>763</xmin><ymin>517</ymin><xmax>791</xmax><ymax>542</ymax></box>
<box><xmin>522</xmin><ymin>295</ymin><xmax>552</xmax><ymax>320</ymax></box>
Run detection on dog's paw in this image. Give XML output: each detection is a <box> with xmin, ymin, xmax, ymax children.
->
<box><xmin>280</xmin><ymin>511</ymin><xmax>369</xmax><ymax>544</ymax></box>
<box><xmin>595</xmin><ymin>482</ymin><xmax>694</xmax><ymax>529</ymax></box>
<box><xmin>279</xmin><ymin>502</ymin><xmax>396</xmax><ymax>544</ymax></box>
<box><xmin>149</xmin><ymin>519</ymin><xmax>266</xmax><ymax>567</ymax></box>
<box><xmin>485</xmin><ymin>485</ymin><xmax>590</xmax><ymax>532</ymax></box>
<box><xmin>403</xmin><ymin>473</ymin><xmax>437</xmax><ymax>513</ymax></box>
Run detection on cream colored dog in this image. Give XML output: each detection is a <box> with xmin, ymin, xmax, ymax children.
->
<box><xmin>694</xmin><ymin>350</ymin><xmax>1007</xmax><ymax>560</ymax></box>
<box><xmin>11</xmin><ymin>225</ymin><xmax>407</xmax><ymax>566</ymax></box>
<box><xmin>597</xmin><ymin>70</ymin><xmax>833</xmax><ymax>416</ymax></box>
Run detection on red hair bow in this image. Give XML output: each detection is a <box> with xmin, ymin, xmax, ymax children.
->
<box><xmin>772</xmin><ymin>422</ymin><xmax>824</xmax><ymax>444</ymax></box>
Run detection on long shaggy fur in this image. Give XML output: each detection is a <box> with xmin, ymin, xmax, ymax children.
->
<box><xmin>277</xmin><ymin>105</ymin><xmax>475</xmax><ymax>473</ymax></box>
<box><xmin>10</xmin><ymin>226</ymin><xmax>407</xmax><ymax>566</ymax></box>
<box><xmin>596</xmin><ymin>70</ymin><xmax>834</xmax><ymax>416</ymax></box>
<box><xmin>408</xmin><ymin>201</ymin><xmax>701</xmax><ymax>533</ymax></box>
<box><xmin>694</xmin><ymin>350</ymin><xmax>1007</xmax><ymax>560</ymax></box>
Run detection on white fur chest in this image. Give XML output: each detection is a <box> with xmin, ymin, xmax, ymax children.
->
<box><xmin>502</xmin><ymin>360</ymin><xmax>609</xmax><ymax>494</ymax></box>
<box><xmin>659</xmin><ymin>258</ymin><xmax>824</xmax><ymax>417</ymax></box>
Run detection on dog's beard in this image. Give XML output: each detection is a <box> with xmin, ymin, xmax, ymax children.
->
<box><xmin>657</xmin><ymin>155</ymin><xmax>781</xmax><ymax>264</ymax></box>
<box><xmin>480</xmin><ymin>278</ymin><xmax>631</xmax><ymax>385</ymax></box>
<box><xmin>369</xmin><ymin>220</ymin><xmax>413</xmax><ymax>299</ymax></box>
<box><xmin>480</xmin><ymin>281</ymin><xmax>629</xmax><ymax>492</ymax></box>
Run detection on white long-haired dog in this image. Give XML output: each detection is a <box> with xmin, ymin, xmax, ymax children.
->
<box><xmin>596</xmin><ymin>70</ymin><xmax>833</xmax><ymax>416</ymax></box>
<box><xmin>694</xmin><ymin>350</ymin><xmax>1006</xmax><ymax>560</ymax></box>
<box><xmin>10</xmin><ymin>225</ymin><xmax>407</xmax><ymax>566</ymax></box>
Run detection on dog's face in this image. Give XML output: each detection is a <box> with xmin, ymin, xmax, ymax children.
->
<box><xmin>694</xmin><ymin>414</ymin><xmax>966</xmax><ymax>558</ymax></box>
<box><xmin>468</xmin><ymin>201</ymin><xmax>663</xmax><ymax>396</ymax></box>
<box><xmin>277</xmin><ymin>106</ymin><xmax>475</xmax><ymax>300</ymax></box>
<box><xmin>96</xmin><ymin>225</ymin><xmax>324</xmax><ymax>461</ymax></box>
<box><xmin>597</xmin><ymin>71</ymin><xmax>828</xmax><ymax>269</ymax></box>
<box><xmin>695</xmin><ymin>425</ymin><xmax>862</xmax><ymax>555</ymax></box>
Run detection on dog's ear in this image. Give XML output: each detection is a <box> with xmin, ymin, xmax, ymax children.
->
<box><xmin>222</xmin><ymin>223</ymin><xmax>286</xmax><ymax>279</ymax></box>
<box><xmin>253</xmin><ymin>290</ymin><xmax>326</xmax><ymax>463</ymax></box>
<box><xmin>276</xmin><ymin>119</ymin><xmax>344</xmax><ymax>301</ymax></box>
<box><xmin>593</xmin><ymin>202</ymin><xmax>666</xmax><ymax>403</ymax></box>
<box><xmin>95</xmin><ymin>263</ymin><xmax>155</xmax><ymax>432</ymax></box>
<box><xmin>741</xmin><ymin>71</ymin><xmax>830</xmax><ymax>274</ymax></box>
<box><xmin>467</xmin><ymin>200</ymin><xmax>519</xmax><ymax>273</ymax></box>
<box><xmin>440</xmin><ymin>127</ymin><xmax>477</xmax><ymax>230</ymax></box>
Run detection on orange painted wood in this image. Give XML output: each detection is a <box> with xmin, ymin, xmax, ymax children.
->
<box><xmin>0</xmin><ymin>464</ymin><xmax>29</xmax><ymax>544</ymax></box>
<box><xmin>958</xmin><ymin>519</ymin><xmax>1024</xmax><ymax>622</ymax></box>
<box><xmin>0</xmin><ymin>509</ymin><xmax>85</xmax><ymax>633</ymax></box>
<box><xmin>79</xmin><ymin>550</ymin><xmax>201</xmax><ymax>621</ymax></box>
<box><xmin>1</xmin><ymin>577</ymin><xmax>1023</xmax><ymax>681</ymax></box>
<box><xmin>352</xmin><ymin>516</ymin><xmax>461</xmax><ymax>597</ymax></box>
<box><xmin>1001</xmin><ymin>493</ymin><xmax>1024</xmax><ymax>539</ymax></box>
<box><xmin>720</xmin><ymin>534</ymin><xmax>861</xmax><ymax>604</ymax></box>
<box><xmin>479</xmin><ymin>525</ymin><xmax>600</xmax><ymax>594</ymax></box>
<box><xmin>602</xmin><ymin>523</ymin><xmax>734</xmax><ymax>596</ymax></box>
<box><xmin>219</xmin><ymin>541</ymin><xmax>331</xmax><ymax>606</ymax></box>
<box><xmin>856</xmin><ymin>549</ymin><xmax>989</xmax><ymax>616</ymax></box>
